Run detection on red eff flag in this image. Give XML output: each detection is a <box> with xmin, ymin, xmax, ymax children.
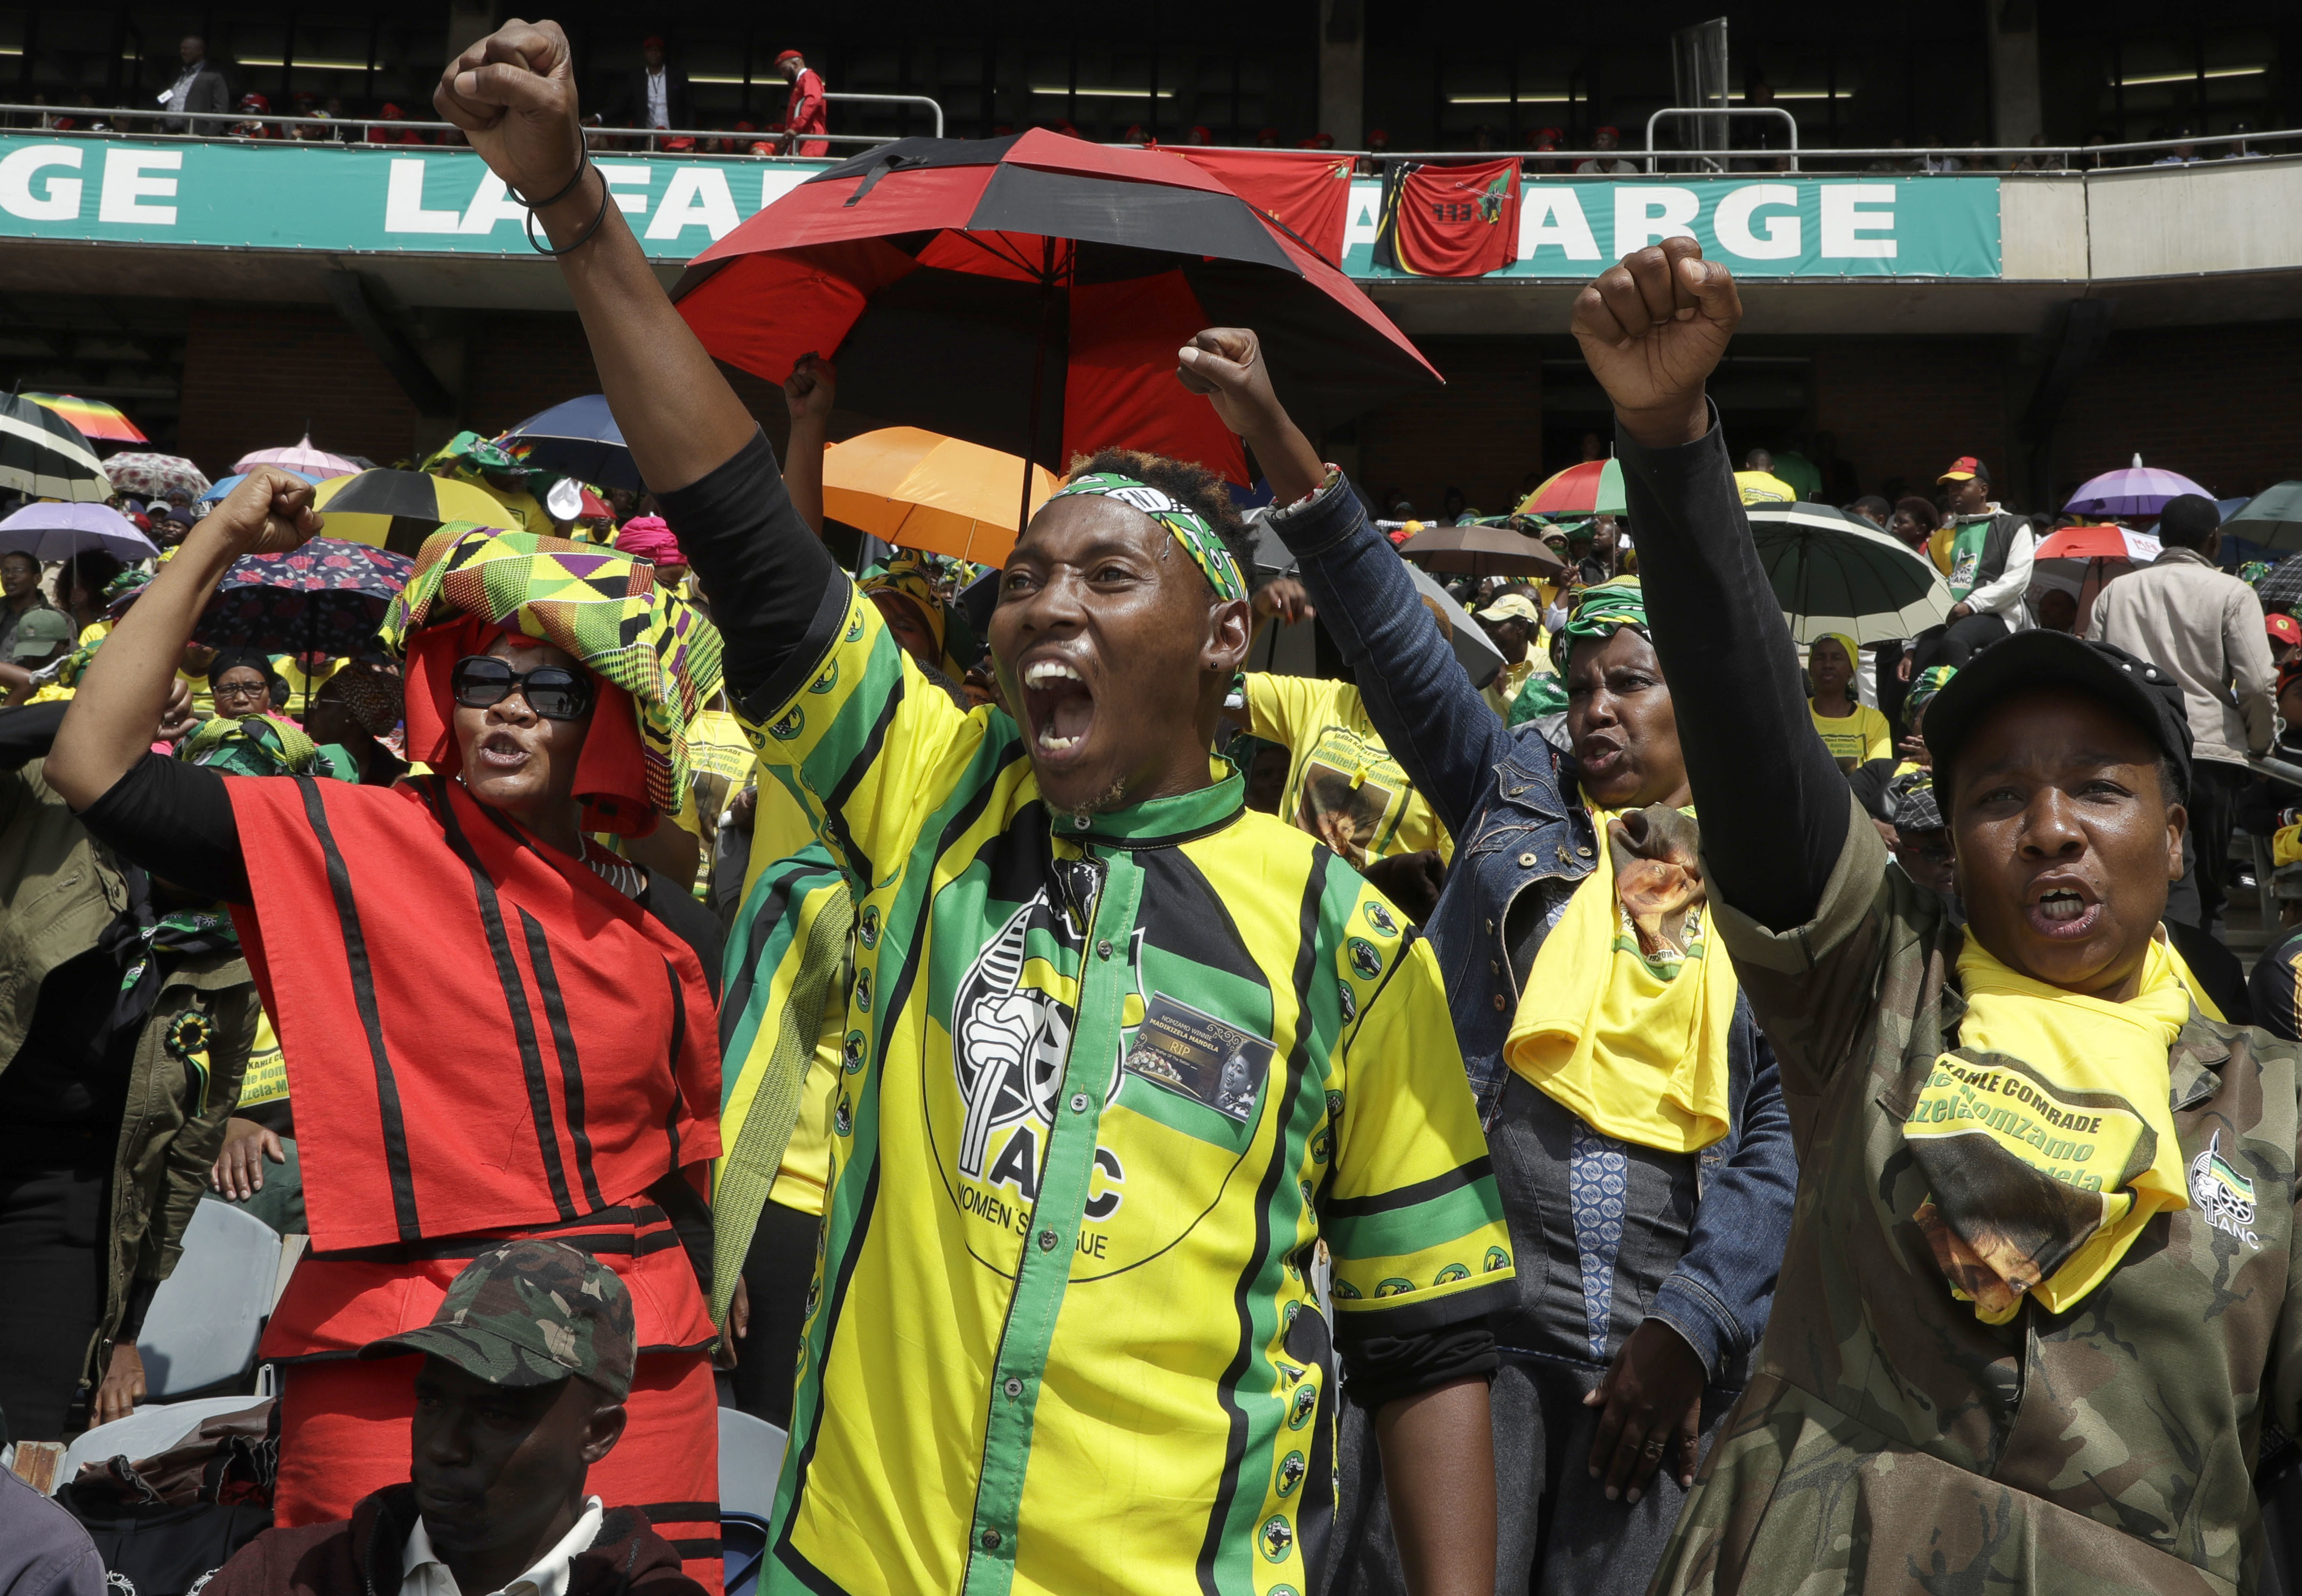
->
<box><xmin>1374</xmin><ymin>157</ymin><xmax>1520</xmax><ymax>277</ymax></box>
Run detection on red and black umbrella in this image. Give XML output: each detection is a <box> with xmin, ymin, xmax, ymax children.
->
<box><xmin>672</xmin><ymin>130</ymin><xmax>1440</xmax><ymax>492</ymax></box>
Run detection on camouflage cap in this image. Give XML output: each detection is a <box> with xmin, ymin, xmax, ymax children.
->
<box><xmin>358</xmin><ymin>1240</ymin><xmax>636</xmax><ymax>1399</ymax></box>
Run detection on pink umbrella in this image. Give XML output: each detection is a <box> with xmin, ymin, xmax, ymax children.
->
<box><xmin>2063</xmin><ymin>454</ymin><xmax>2210</xmax><ymax>519</ymax></box>
<box><xmin>233</xmin><ymin>433</ymin><xmax>360</xmax><ymax>480</ymax></box>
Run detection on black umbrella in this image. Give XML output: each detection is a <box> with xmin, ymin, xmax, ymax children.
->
<box><xmin>0</xmin><ymin>392</ymin><xmax>110</xmax><ymax>502</ymax></box>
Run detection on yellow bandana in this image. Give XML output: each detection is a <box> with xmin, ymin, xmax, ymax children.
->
<box><xmin>1906</xmin><ymin>933</ymin><xmax>2192</xmax><ymax>1324</ymax></box>
<box><xmin>1504</xmin><ymin>805</ymin><xmax>1736</xmax><ymax>1153</ymax></box>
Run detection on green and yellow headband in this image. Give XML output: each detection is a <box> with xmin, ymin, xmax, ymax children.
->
<box><xmin>1048</xmin><ymin>471</ymin><xmax>1247</xmax><ymax>603</ymax></box>
<box><xmin>1550</xmin><ymin>576</ymin><xmax>1650</xmax><ymax>673</ymax></box>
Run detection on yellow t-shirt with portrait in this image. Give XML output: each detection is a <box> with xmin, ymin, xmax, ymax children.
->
<box><xmin>1245</xmin><ymin>673</ymin><xmax>1453</xmax><ymax>867</ymax></box>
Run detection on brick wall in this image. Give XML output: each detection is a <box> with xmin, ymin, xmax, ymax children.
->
<box><xmin>1354</xmin><ymin>337</ymin><xmax>1541</xmax><ymax>517</ymax></box>
<box><xmin>2048</xmin><ymin>322</ymin><xmax>2302</xmax><ymax>506</ymax></box>
<box><xmin>177</xmin><ymin>305</ymin><xmax>424</xmax><ymax>477</ymax></box>
<box><xmin>1810</xmin><ymin>338</ymin><xmax>2014</xmax><ymax>503</ymax></box>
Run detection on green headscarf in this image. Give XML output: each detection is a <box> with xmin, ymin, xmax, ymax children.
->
<box><xmin>177</xmin><ymin>713</ymin><xmax>350</xmax><ymax>780</ymax></box>
<box><xmin>1906</xmin><ymin>663</ymin><xmax>1957</xmax><ymax>727</ymax></box>
<box><xmin>1047</xmin><ymin>470</ymin><xmax>1247</xmax><ymax>603</ymax></box>
<box><xmin>1549</xmin><ymin>576</ymin><xmax>1650</xmax><ymax>674</ymax></box>
<box><xmin>1506</xmin><ymin>674</ymin><xmax>1572</xmax><ymax>727</ymax></box>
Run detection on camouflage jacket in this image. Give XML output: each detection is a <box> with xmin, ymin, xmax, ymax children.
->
<box><xmin>1651</xmin><ymin>795</ymin><xmax>2302</xmax><ymax>1596</ymax></box>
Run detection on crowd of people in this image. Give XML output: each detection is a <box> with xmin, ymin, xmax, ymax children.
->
<box><xmin>7</xmin><ymin>16</ymin><xmax>2302</xmax><ymax>1596</ymax></box>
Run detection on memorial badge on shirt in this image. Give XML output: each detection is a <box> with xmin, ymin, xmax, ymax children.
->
<box><xmin>1123</xmin><ymin>993</ymin><xmax>1274</xmax><ymax>1123</ymax></box>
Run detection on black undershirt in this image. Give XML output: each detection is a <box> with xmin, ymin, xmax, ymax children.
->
<box><xmin>1617</xmin><ymin>413</ymin><xmax>1848</xmax><ymax>930</ymax></box>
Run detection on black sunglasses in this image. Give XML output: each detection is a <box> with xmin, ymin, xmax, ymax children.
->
<box><xmin>450</xmin><ymin>655</ymin><xmax>594</xmax><ymax>721</ymax></box>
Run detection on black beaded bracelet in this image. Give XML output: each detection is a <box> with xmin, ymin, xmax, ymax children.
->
<box><xmin>523</xmin><ymin>165</ymin><xmax>611</xmax><ymax>256</ymax></box>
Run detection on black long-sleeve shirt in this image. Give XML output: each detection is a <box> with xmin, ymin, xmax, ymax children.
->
<box><xmin>1616</xmin><ymin>409</ymin><xmax>1848</xmax><ymax>932</ymax></box>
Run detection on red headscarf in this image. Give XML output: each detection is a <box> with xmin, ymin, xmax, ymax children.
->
<box><xmin>401</xmin><ymin>615</ymin><xmax>659</xmax><ymax>836</ymax></box>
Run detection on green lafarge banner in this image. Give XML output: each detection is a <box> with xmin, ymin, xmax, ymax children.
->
<box><xmin>0</xmin><ymin>135</ymin><xmax>2003</xmax><ymax>281</ymax></box>
<box><xmin>1342</xmin><ymin>173</ymin><xmax>2003</xmax><ymax>279</ymax></box>
<box><xmin>0</xmin><ymin>134</ymin><xmax>830</xmax><ymax>258</ymax></box>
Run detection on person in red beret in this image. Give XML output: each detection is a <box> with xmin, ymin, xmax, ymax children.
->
<box><xmin>772</xmin><ymin>50</ymin><xmax>827</xmax><ymax>155</ymax></box>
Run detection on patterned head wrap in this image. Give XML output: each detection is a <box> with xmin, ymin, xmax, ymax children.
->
<box><xmin>422</xmin><ymin>430</ymin><xmax>525</xmax><ymax>477</ymax></box>
<box><xmin>1906</xmin><ymin>663</ymin><xmax>1957</xmax><ymax>726</ymax></box>
<box><xmin>859</xmin><ymin>551</ymin><xmax>951</xmax><ymax>663</ymax></box>
<box><xmin>2240</xmin><ymin>561</ymin><xmax>2273</xmax><ymax>590</ymax></box>
<box><xmin>1047</xmin><ymin>471</ymin><xmax>1247</xmax><ymax>603</ymax></box>
<box><xmin>1549</xmin><ymin>576</ymin><xmax>1650</xmax><ymax>673</ymax></box>
<box><xmin>378</xmin><ymin>523</ymin><xmax>722</xmax><ymax>829</ymax></box>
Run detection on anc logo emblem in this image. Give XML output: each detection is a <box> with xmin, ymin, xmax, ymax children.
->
<box><xmin>809</xmin><ymin>660</ymin><xmax>839</xmax><ymax>694</ymax></box>
<box><xmin>804</xmin><ymin>1276</ymin><xmax>820</xmax><ymax>1319</ymax></box>
<box><xmin>1484</xmin><ymin>1245</ymin><xmax>1511</xmax><ymax>1272</ymax></box>
<box><xmin>1310</xmin><ymin>1127</ymin><xmax>1331</xmax><ymax>1163</ymax></box>
<box><xmin>1325</xmin><ymin>1089</ymin><xmax>1344</xmax><ymax>1121</ymax></box>
<box><xmin>1287</xmin><ymin>1383</ymin><xmax>1317</xmax><ymax>1429</ymax></box>
<box><xmin>1299</xmin><ymin>1179</ymin><xmax>1316</xmax><ymax>1209</ymax></box>
<box><xmin>1260</xmin><ymin>1516</ymin><xmax>1295</xmax><ymax>1562</ymax></box>
<box><xmin>1332</xmin><ymin>1278</ymin><xmax>1362</xmax><ymax>1299</ymax></box>
<box><xmin>1276</xmin><ymin>1451</ymin><xmax>1307</xmax><ymax>1497</ymax></box>
<box><xmin>1336</xmin><ymin>978</ymin><xmax>1357</xmax><ymax>1023</ymax></box>
<box><xmin>853</xmin><ymin>967</ymin><xmax>872</xmax><ymax>1013</ymax></box>
<box><xmin>845</xmin><ymin>606</ymin><xmax>866</xmax><ymax>642</ymax></box>
<box><xmin>1375</xmin><ymin>1277</ymin><xmax>1415</xmax><ymax>1298</ymax></box>
<box><xmin>1434</xmin><ymin>1263</ymin><xmax>1469</xmax><ymax>1284</ymax></box>
<box><xmin>834</xmin><ymin>1094</ymin><xmax>853</xmax><ymax>1137</ymax></box>
<box><xmin>858</xmin><ymin>904</ymin><xmax>880</xmax><ymax>948</ymax></box>
<box><xmin>1347</xmin><ymin>937</ymin><xmax>1383</xmax><ymax>980</ymax></box>
<box><xmin>1363</xmin><ymin>899</ymin><xmax>1399</xmax><ymax>937</ymax></box>
<box><xmin>843</xmin><ymin>1030</ymin><xmax>867</xmax><ymax>1073</ymax></box>
<box><xmin>769</xmin><ymin>705</ymin><xmax>805</xmax><ymax>740</ymax></box>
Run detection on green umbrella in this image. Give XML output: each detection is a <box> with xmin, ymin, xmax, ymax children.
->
<box><xmin>2227</xmin><ymin>481</ymin><xmax>2302</xmax><ymax>554</ymax></box>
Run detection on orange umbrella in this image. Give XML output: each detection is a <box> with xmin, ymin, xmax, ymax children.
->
<box><xmin>822</xmin><ymin>428</ymin><xmax>1058</xmax><ymax>565</ymax></box>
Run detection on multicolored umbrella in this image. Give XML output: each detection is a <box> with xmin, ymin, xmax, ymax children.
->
<box><xmin>0</xmin><ymin>392</ymin><xmax>109</xmax><ymax>502</ymax></box>
<box><xmin>233</xmin><ymin>433</ymin><xmax>361</xmax><ymax>480</ymax></box>
<box><xmin>1745</xmin><ymin>501</ymin><xmax>1949</xmax><ymax>645</ymax></box>
<box><xmin>312</xmin><ymin>469</ymin><xmax>509</xmax><ymax>556</ymax></box>
<box><xmin>2028</xmin><ymin>523</ymin><xmax>2158</xmax><ymax>634</ymax></box>
<box><xmin>25</xmin><ymin>393</ymin><xmax>146</xmax><ymax>444</ymax></box>
<box><xmin>0</xmin><ymin>500</ymin><xmax>158</xmax><ymax>562</ymax></box>
<box><xmin>100</xmin><ymin>452</ymin><xmax>211</xmax><ymax>502</ymax></box>
<box><xmin>196</xmin><ymin>468</ymin><xmax>322</xmax><ymax>506</ymax></box>
<box><xmin>186</xmin><ymin>538</ymin><xmax>415</xmax><ymax>660</ymax></box>
<box><xmin>823</xmin><ymin>427</ymin><xmax>1058</xmax><ymax>565</ymax></box>
<box><xmin>499</xmin><ymin>395</ymin><xmax>641</xmax><ymax>493</ymax></box>
<box><xmin>1518</xmin><ymin>459</ymin><xmax>1626</xmax><ymax>517</ymax></box>
<box><xmin>2064</xmin><ymin>454</ymin><xmax>2211</xmax><ymax>519</ymax></box>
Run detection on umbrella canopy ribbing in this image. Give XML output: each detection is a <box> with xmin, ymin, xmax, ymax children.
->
<box><xmin>2064</xmin><ymin>454</ymin><xmax>2211</xmax><ymax>519</ymax></box>
<box><xmin>102</xmin><ymin>452</ymin><xmax>211</xmax><ymax>502</ymax></box>
<box><xmin>235</xmin><ymin>434</ymin><xmax>361</xmax><ymax>480</ymax></box>
<box><xmin>2228</xmin><ymin>482</ymin><xmax>2302</xmax><ymax>556</ymax></box>
<box><xmin>314</xmin><ymin>470</ymin><xmax>512</xmax><ymax>556</ymax></box>
<box><xmin>500</xmin><ymin>395</ymin><xmax>643</xmax><ymax>493</ymax></box>
<box><xmin>1745</xmin><ymin>501</ymin><xmax>1951</xmax><ymax>645</ymax></box>
<box><xmin>0</xmin><ymin>501</ymin><xmax>158</xmax><ymax>562</ymax></box>
<box><xmin>0</xmin><ymin>393</ymin><xmax>109</xmax><ymax>502</ymax></box>
<box><xmin>1397</xmin><ymin>524</ymin><xmax>1564</xmax><ymax>580</ymax></box>
<box><xmin>26</xmin><ymin>393</ymin><xmax>145</xmax><ymax>444</ymax></box>
<box><xmin>822</xmin><ymin>428</ymin><xmax>1059</xmax><ymax>566</ymax></box>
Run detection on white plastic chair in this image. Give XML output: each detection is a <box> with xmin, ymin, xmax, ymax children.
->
<box><xmin>137</xmin><ymin>1200</ymin><xmax>283</xmax><ymax>1397</ymax></box>
<box><xmin>55</xmin><ymin>1394</ymin><xmax>267</xmax><ymax>1495</ymax></box>
<box><xmin>717</xmin><ymin>1408</ymin><xmax>787</xmax><ymax>1521</ymax></box>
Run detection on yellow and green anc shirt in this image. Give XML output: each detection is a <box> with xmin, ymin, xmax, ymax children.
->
<box><xmin>1244</xmin><ymin>673</ymin><xmax>1454</xmax><ymax>870</ymax></box>
<box><xmin>711</xmin><ymin>834</ymin><xmax>853</xmax><ymax>1324</ymax></box>
<box><xmin>743</xmin><ymin>584</ymin><xmax>1513</xmax><ymax>1596</ymax></box>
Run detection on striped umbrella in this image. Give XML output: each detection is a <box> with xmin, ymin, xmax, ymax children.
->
<box><xmin>0</xmin><ymin>393</ymin><xmax>109</xmax><ymax>501</ymax></box>
<box><xmin>1518</xmin><ymin>458</ymin><xmax>1626</xmax><ymax>517</ymax></box>
<box><xmin>1746</xmin><ymin>501</ymin><xmax>1950</xmax><ymax>645</ymax></box>
<box><xmin>25</xmin><ymin>392</ymin><xmax>146</xmax><ymax>444</ymax></box>
<box><xmin>101</xmin><ymin>452</ymin><xmax>211</xmax><ymax>502</ymax></box>
<box><xmin>312</xmin><ymin>469</ymin><xmax>509</xmax><ymax>556</ymax></box>
<box><xmin>234</xmin><ymin>433</ymin><xmax>361</xmax><ymax>480</ymax></box>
